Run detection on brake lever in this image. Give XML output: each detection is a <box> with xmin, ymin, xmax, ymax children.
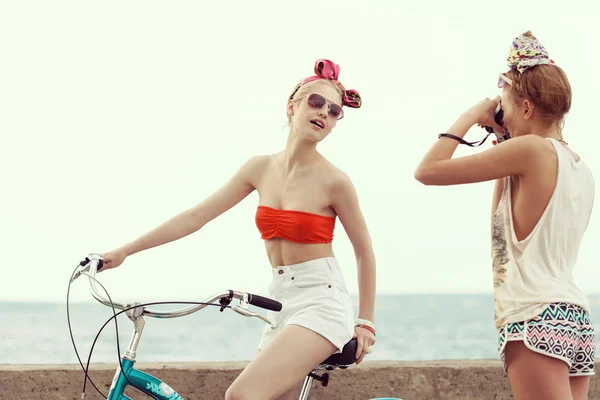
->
<box><xmin>231</xmin><ymin>305</ymin><xmax>276</xmax><ymax>329</ymax></box>
<box><xmin>71</xmin><ymin>259</ymin><xmax>91</xmax><ymax>282</ymax></box>
<box><xmin>230</xmin><ymin>295</ymin><xmax>276</xmax><ymax>329</ymax></box>
<box><xmin>71</xmin><ymin>254</ymin><xmax>103</xmax><ymax>283</ymax></box>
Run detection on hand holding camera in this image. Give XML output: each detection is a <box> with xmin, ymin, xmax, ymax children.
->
<box><xmin>464</xmin><ymin>96</ymin><xmax>510</xmax><ymax>143</ymax></box>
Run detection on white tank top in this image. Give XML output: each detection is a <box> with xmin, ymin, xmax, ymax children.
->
<box><xmin>492</xmin><ymin>138</ymin><xmax>594</xmax><ymax>328</ymax></box>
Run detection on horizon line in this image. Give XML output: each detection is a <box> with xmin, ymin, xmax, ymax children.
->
<box><xmin>2</xmin><ymin>291</ymin><xmax>600</xmax><ymax>304</ymax></box>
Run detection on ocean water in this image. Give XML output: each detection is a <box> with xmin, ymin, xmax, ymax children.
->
<box><xmin>2</xmin><ymin>295</ymin><xmax>598</xmax><ymax>364</ymax></box>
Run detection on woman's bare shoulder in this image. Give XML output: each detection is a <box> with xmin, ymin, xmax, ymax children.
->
<box><xmin>318</xmin><ymin>156</ymin><xmax>353</xmax><ymax>191</ymax></box>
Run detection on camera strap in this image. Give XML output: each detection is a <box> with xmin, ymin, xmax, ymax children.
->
<box><xmin>438</xmin><ymin>132</ymin><xmax>495</xmax><ymax>147</ymax></box>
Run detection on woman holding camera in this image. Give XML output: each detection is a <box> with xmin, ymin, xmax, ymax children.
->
<box><xmin>415</xmin><ymin>31</ymin><xmax>595</xmax><ymax>400</ymax></box>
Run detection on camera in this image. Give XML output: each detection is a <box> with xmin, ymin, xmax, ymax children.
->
<box><xmin>484</xmin><ymin>103</ymin><xmax>510</xmax><ymax>143</ymax></box>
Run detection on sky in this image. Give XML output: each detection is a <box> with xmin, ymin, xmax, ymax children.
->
<box><xmin>2</xmin><ymin>1</ymin><xmax>599</xmax><ymax>303</ymax></box>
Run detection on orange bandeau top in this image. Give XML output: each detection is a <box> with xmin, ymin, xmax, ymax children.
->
<box><xmin>255</xmin><ymin>205</ymin><xmax>336</xmax><ymax>244</ymax></box>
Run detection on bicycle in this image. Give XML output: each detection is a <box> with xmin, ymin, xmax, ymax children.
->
<box><xmin>69</xmin><ymin>253</ymin><xmax>358</xmax><ymax>399</ymax></box>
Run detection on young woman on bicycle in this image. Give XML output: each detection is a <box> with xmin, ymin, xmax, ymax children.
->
<box><xmin>415</xmin><ymin>31</ymin><xmax>595</xmax><ymax>400</ymax></box>
<box><xmin>99</xmin><ymin>59</ymin><xmax>377</xmax><ymax>400</ymax></box>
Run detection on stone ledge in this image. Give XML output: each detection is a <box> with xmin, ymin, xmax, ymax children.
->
<box><xmin>0</xmin><ymin>360</ymin><xmax>597</xmax><ymax>399</ymax></box>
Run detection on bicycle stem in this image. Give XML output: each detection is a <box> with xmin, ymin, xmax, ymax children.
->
<box><xmin>123</xmin><ymin>303</ymin><xmax>146</xmax><ymax>361</ymax></box>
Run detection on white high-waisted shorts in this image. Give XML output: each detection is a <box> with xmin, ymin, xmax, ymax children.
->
<box><xmin>257</xmin><ymin>257</ymin><xmax>354</xmax><ymax>353</ymax></box>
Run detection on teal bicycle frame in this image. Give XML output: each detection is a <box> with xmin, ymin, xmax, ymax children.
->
<box><xmin>73</xmin><ymin>254</ymin><xmax>280</xmax><ymax>400</ymax></box>
<box><xmin>107</xmin><ymin>358</ymin><xmax>183</xmax><ymax>400</ymax></box>
<box><xmin>104</xmin><ymin>312</ymin><xmax>185</xmax><ymax>400</ymax></box>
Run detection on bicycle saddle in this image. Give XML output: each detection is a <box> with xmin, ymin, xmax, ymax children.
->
<box><xmin>320</xmin><ymin>338</ymin><xmax>357</xmax><ymax>367</ymax></box>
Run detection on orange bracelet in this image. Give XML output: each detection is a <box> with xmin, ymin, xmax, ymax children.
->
<box><xmin>357</xmin><ymin>324</ymin><xmax>376</xmax><ymax>336</ymax></box>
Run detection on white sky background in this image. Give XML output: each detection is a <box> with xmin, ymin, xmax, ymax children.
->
<box><xmin>1</xmin><ymin>1</ymin><xmax>599</xmax><ymax>303</ymax></box>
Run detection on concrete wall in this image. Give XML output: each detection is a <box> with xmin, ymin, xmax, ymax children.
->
<box><xmin>0</xmin><ymin>360</ymin><xmax>598</xmax><ymax>399</ymax></box>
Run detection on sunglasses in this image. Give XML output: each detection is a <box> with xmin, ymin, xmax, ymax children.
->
<box><xmin>498</xmin><ymin>73</ymin><xmax>513</xmax><ymax>88</ymax></box>
<box><xmin>303</xmin><ymin>93</ymin><xmax>344</xmax><ymax>120</ymax></box>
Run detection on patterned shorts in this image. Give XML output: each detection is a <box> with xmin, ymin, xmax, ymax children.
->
<box><xmin>498</xmin><ymin>302</ymin><xmax>596</xmax><ymax>376</ymax></box>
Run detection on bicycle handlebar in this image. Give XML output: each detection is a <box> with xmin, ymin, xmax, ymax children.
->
<box><xmin>72</xmin><ymin>254</ymin><xmax>281</xmax><ymax>325</ymax></box>
<box><xmin>247</xmin><ymin>293</ymin><xmax>282</xmax><ymax>312</ymax></box>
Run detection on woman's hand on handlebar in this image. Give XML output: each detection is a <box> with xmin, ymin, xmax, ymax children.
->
<box><xmin>99</xmin><ymin>248</ymin><xmax>128</xmax><ymax>272</ymax></box>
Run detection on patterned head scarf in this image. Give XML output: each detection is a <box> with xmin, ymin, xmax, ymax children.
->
<box><xmin>289</xmin><ymin>59</ymin><xmax>362</xmax><ymax>108</ymax></box>
<box><xmin>507</xmin><ymin>33</ymin><xmax>555</xmax><ymax>73</ymax></box>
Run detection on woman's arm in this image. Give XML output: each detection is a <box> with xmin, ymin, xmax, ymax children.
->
<box><xmin>331</xmin><ymin>172</ymin><xmax>376</xmax><ymax>322</ymax></box>
<box><xmin>101</xmin><ymin>156</ymin><xmax>268</xmax><ymax>270</ymax></box>
<box><xmin>330</xmin><ymin>172</ymin><xmax>376</xmax><ymax>363</ymax></box>
<box><xmin>414</xmin><ymin>98</ymin><xmax>544</xmax><ymax>186</ymax></box>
